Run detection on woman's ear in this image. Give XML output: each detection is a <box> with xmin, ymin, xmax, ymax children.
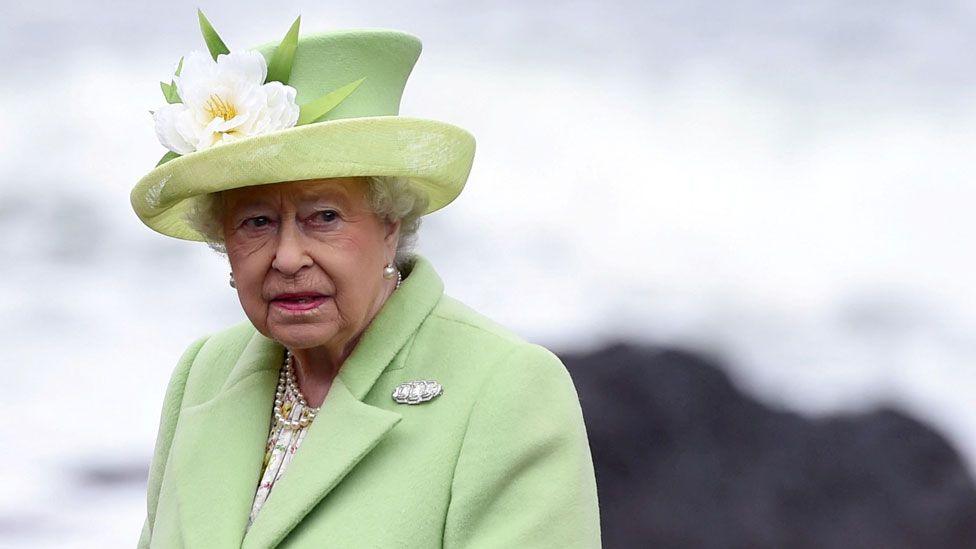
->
<box><xmin>383</xmin><ymin>218</ymin><xmax>402</xmax><ymax>254</ymax></box>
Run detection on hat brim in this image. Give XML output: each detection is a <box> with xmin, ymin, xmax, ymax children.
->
<box><xmin>130</xmin><ymin>115</ymin><xmax>476</xmax><ymax>241</ymax></box>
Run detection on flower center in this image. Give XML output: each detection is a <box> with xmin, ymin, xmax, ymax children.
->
<box><xmin>204</xmin><ymin>93</ymin><xmax>237</xmax><ymax>121</ymax></box>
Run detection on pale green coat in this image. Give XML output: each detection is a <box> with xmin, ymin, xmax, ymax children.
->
<box><xmin>138</xmin><ymin>255</ymin><xmax>602</xmax><ymax>548</ymax></box>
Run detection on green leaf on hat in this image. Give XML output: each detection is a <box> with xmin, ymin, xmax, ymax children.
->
<box><xmin>156</xmin><ymin>151</ymin><xmax>181</xmax><ymax>167</ymax></box>
<box><xmin>197</xmin><ymin>9</ymin><xmax>230</xmax><ymax>61</ymax></box>
<box><xmin>297</xmin><ymin>77</ymin><xmax>367</xmax><ymax>125</ymax></box>
<box><xmin>267</xmin><ymin>15</ymin><xmax>301</xmax><ymax>85</ymax></box>
<box><xmin>160</xmin><ymin>81</ymin><xmax>181</xmax><ymax>104</ymax></box>
<box><xmin>159</xmin><ymin>56</ymin><xmax>185</xmax><ymax>104</ymax></box>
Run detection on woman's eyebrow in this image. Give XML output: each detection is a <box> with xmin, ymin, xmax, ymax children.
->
<box><xmin>227</xmin><ymin>187</ymin><xmax>354</xmax><ymax>212</ymax></box>
<box><xmin>297</xmin><ymin>191</ymin><xmax>352</xmax><ymax>207</ymax></box>
<box><xmin>230</xmin><ymin>199</ymin><xmax>274</xmax><ymax>213</ymax></box>
<box><xmin>296</xmin><ymin>183</ymin><xmax>348</xmax><ymax>197</ymax></box>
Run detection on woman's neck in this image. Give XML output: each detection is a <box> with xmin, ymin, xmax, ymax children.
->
<box><xmin>288</xmin><ymin>343</ymin><xmax>353</xmax><ymax>408</ymax></box>
<box><xmin>286</xmin><ymin>274</ymin><xmax>400</xmax><ymax>407</ymax></box>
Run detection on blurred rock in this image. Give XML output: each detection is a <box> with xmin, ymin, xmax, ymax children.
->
<box><xmin>72</xmin><ymin>460</ymin><xmax>148</xmax><ymax>490</ymax></box>
<box><xmin>560</xmin><ymin>343</ymin><xmax>976</xmax><ymax>549</ymax></box>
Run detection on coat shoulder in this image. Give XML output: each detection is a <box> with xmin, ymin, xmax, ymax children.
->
<box><xmin>418</xmin><ymin>294</ymin><xmax>568</xmax><ymax>383</ymax></box>
<box><xmin>427</xmin><ymin>293</ymin><xmax>527</xmax><ymax>348</ymax></box>
<box><xmin>206</xmin><ymin>318</ymin><xmax>257</xmax><ymax>347</ymax></box>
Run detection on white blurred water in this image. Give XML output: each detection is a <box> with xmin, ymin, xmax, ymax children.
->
<box><xmin>2</xmin><ymin>1</ymin><xmax>975</xmax><ymax>546</ymax></box>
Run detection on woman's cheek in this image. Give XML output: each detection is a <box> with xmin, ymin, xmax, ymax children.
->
<box><xmin>234</xmin><ymin>233</ymin><xmax>276</xmax><ymax>257</ymax></box>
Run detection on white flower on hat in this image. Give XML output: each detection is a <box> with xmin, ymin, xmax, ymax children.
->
<box><xmin>149</xmin><ymin>11</ymin><xmax>366</xmax><ymax>166</ymax></box>
<box><xmin>153</xmin><ymin>49</ymin><xmax>300</xmax><ymax>154</ymax></box>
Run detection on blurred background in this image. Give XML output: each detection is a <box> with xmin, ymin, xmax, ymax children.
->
<box><xmin>2</xmin><ymin>0</ymin><xmax>976</xmax><ymax>546</ymax></box>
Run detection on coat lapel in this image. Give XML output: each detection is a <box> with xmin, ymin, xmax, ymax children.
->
<box><xmin>170</xmin><ymin>330</ymin><xmax>283</xmax><ymax>548</ymax></box>
<box><xmin>172</xmin><ymin>255</ymin><xmax>445</xmax><ymax>548</ymax></box>
<box><xmin>240</xmin><ymin>377</ymin><xmax>402</xmax><ymax>548</ymax></box>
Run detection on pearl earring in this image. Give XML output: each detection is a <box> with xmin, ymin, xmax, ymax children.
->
<box><xmin>229</xmin><ymin>271</ymin><xmax>236</xmax><ymax>288</ymax></box>
<box><xmin>382</xmin><ymin>262</ymin><xmax>397</xmax><ymax>279</ymax></box>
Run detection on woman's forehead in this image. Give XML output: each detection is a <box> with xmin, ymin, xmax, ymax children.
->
<box><xmin>223</xmin><ymin>177</ymin><xmax>367</xmax><ymax>209</ymax></box>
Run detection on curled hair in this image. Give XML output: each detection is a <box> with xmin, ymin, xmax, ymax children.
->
<box><xmin>184</xmin><ymin>176</ymin><xmax>429</xmax><ymax>268</ymax></box>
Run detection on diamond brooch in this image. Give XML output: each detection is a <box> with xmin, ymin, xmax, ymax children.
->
<box><xmin>392</xmin><ymin>380</ymin><xmax>443</xmax><ymax>405</ymax></box>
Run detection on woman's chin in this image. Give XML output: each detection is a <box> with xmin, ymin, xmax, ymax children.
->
<box><xmin>266</xmin><ymin>320</ymin><xmax>339</xmax><ymax>350</ymax></box>
<box><xmin>277</xmin><ymin>330</ymin><xmax>338</xmax><ymax>350</ymax></box>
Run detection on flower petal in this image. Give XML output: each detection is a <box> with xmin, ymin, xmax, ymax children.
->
<box><xmin>176</xmin><ymin>108</ymin><xmax>215</xmax><ymax>152</ymax></box>
<box><xmin>175</xmin><ymin>50</ymin><xmax>217</xmax><ymax>107</ymax></box>
<box><xmin>153</xmin><ymin>103</ymin><xmax>195</xmax><ymax>154</ymax></box>
<box><xmin>216</xmin><ymin>50</ymin><xmax>267</xmax><ymax>87</ymax></box>
<box><xmin>262</xmin><ymin>81</ymin><xmax>300</xmax><ymax>130</ymax></box>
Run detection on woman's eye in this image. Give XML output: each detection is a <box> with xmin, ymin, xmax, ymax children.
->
<box><xmin>314</xmin><ymin>210</ymin><xmax>338</xmax><ymax>223</ymax></box>
<box><xmin>243</xmin><ymin>216</ymin><xmax>272</xmax><ymax>228</ymax></box>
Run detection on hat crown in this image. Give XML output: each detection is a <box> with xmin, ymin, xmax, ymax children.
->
<box><xmin>251</xmin><ymin>28</ymin><xmax>422</xmax><ymax>121</ymax></box>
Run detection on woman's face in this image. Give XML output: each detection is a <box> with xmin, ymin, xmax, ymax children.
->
<box><xmin>221</xmin><ymin>177</ymin><xmax>400</xmax><ymax>354</ymax></box>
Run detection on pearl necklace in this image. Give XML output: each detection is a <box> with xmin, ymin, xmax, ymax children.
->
<box><xmin>273</xmin><ymin>350</ymin><xmax>319</xmax><ymax>429</ymax></box>
<box><xmin>272</xmin><ymin>271</ymin><xmax>402</xmax><ymax>430</ymax></box>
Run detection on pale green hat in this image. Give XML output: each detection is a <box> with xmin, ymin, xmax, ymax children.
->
<box><xmin>130</xmin><ymin>17</ymin><xmax>476</xmax><ymax>241</ymax></box>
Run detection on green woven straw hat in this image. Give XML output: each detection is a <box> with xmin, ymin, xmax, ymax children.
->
<box><xmin>130</xmin><ymin>14</ymin><xmax>476</xmax><ymax>241</ymax></box>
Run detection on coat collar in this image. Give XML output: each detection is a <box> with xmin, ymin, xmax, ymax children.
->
<box><xmin>170</xmin><ymin>255</ymin><xmax>444</xmax><ymax>548</ymax></box>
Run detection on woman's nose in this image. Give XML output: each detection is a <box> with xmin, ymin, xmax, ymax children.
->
<box><xmin>271</xmin><ymin>218</ymin><xmax>313</xmax><ymax>275</ymax></box>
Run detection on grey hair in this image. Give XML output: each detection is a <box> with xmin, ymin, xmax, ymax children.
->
<box><xmin>184</xmin><ymin>176</ymin><xmax>429</xmax><ymax>268</ymax></box>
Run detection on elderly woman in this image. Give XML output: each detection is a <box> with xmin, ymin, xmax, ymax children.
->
<box><xmin>132</xmin><ymin>17</ymin><xmax>600</xmax><ymax>549</ymax></box>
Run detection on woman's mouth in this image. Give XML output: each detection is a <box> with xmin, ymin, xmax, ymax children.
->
<box><xmin>271</xmin><ymin>293</ymin><xmax>330</xmax><ymax>312</ymax></box>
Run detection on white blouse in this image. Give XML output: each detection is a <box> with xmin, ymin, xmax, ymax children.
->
<box><xmin>245</xmin><ymin>366</ymin><xmax>314</xmax><ymax>532</ymax></box>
